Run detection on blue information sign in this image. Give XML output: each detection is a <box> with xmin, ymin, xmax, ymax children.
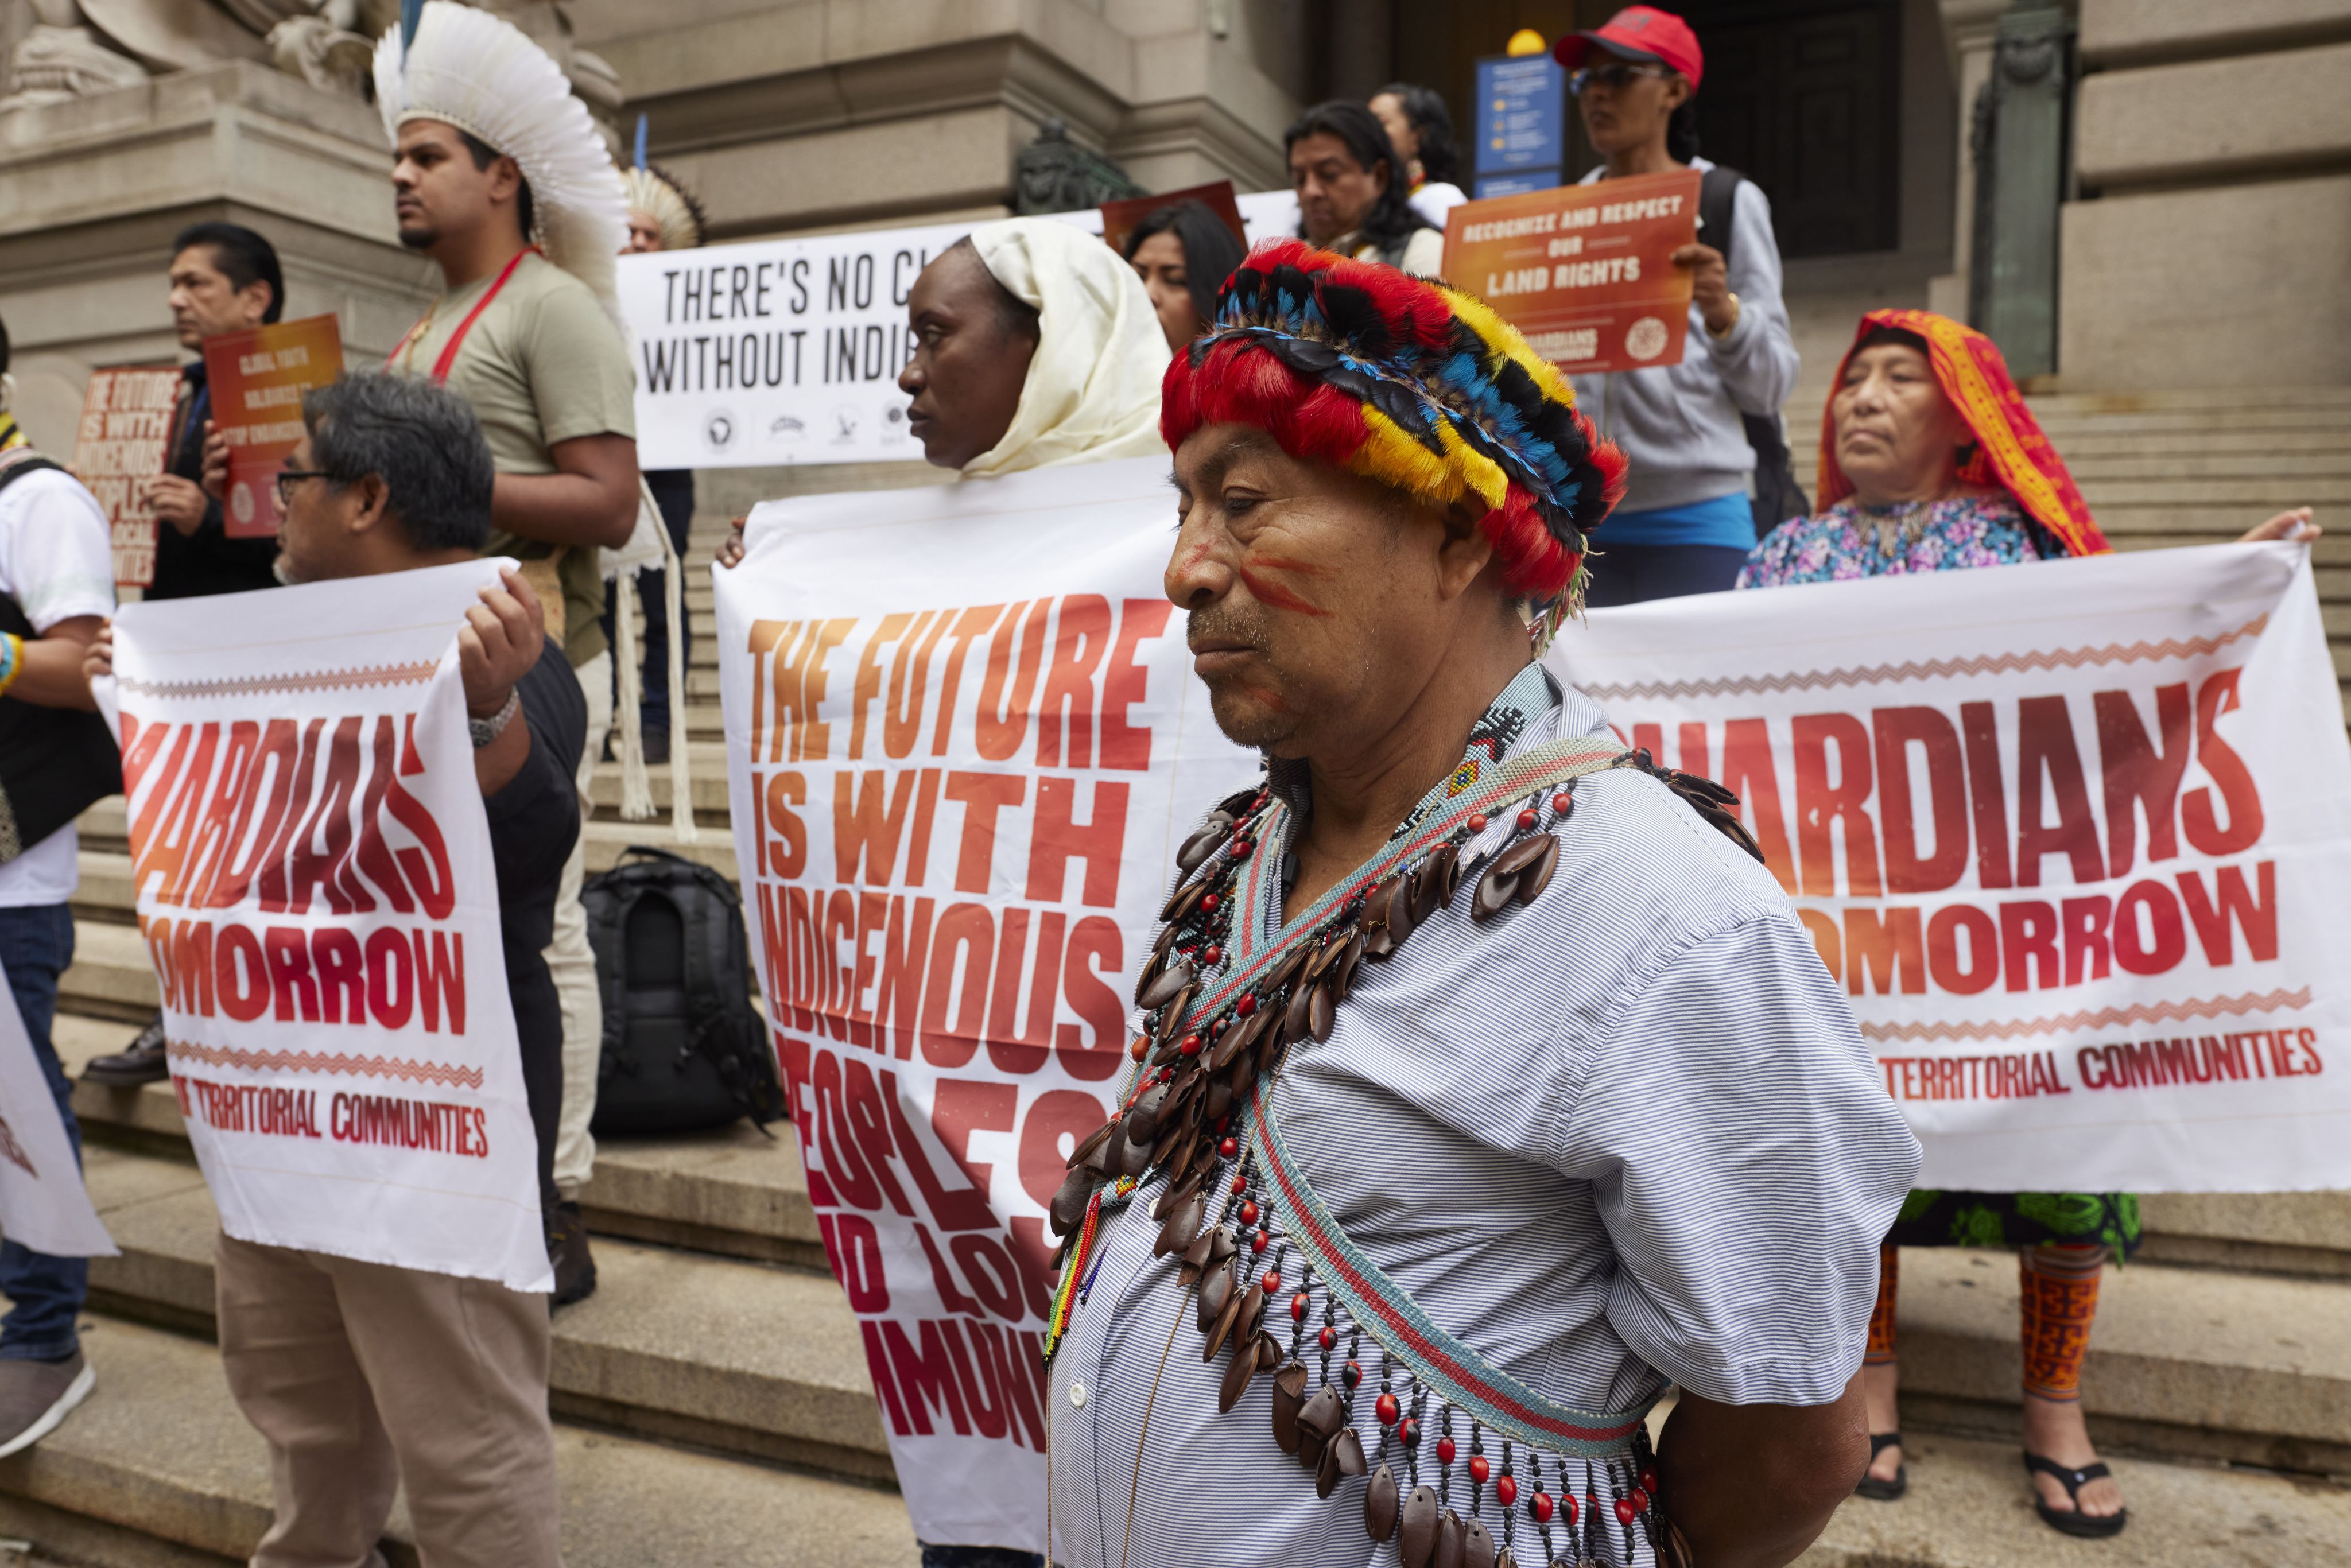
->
<box><xmin>1473</xmin><ymin>170</ymin><xmax>1562</xmax><ymax>200</ymax></box>
<box><xmin>1475</xmin><ymin>55</ymin><xmax>1564</xmax><ymax>174</ymax></box>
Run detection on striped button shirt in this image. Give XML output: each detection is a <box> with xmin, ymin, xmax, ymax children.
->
<box><xmin>1046</xmin><ymin>665</ymin><xmax>1919</xmax><ymax>1568</ymax></box>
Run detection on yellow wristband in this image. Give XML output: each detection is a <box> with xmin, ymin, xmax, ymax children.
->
<box><xmin>0</xmin><ymin>631</ymin><xmax>22</xmax><ymax>700</ymax></box>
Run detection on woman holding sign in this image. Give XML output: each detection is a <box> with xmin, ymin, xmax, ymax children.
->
<box><xmin>1555</xmin><ymin>8</ymin><xmax>1802</xmax><ymax>606</ymax></box>
<box><xmin>1739</xmin><ymin>307</ymin><xmax>2320</xmax><ymax>1539</ymax></box>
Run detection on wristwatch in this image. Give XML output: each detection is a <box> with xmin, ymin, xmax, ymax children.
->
<box><xmin>469</xmin><ymin>689</ymin><xmax>521</xmax><ymax>748</ymax></box>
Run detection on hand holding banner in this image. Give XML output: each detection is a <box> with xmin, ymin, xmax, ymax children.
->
<box><xmin>1442</xmin><ymin>167</ymin><xmax>1700</xmax><ymax>372</ymax></box>
<box><xmin>0</xmin><ymin>966</ymin><xmax>115</xmax><ymax>1260</ymax></box>
<box><xmin>92</xmin><ymin>560</ymin><xmax>550</xmax><ymax>1290</ymax></box>
<box><xmin>1552</xmin><ymin>542</ymin><xmax>2351</xmax><ymax>1193</ymax></box>
<box><xmin>715</xmin><ymin>457</ymin><xmax>1256</xmax><ymax>1549</ymax></box>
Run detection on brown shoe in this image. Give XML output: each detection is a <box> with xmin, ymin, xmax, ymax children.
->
<box><xmin>546</xmin><ymin>1201</ymin><xmax>597</xmax><ymax>1309</ymax></box>
<box><xmin>82</xmin><ymin>1015</ymin><xmax>169</xmax><ymax>1087</ymax></box>
<box><xmin>0</xmin><ymin>1351</ymin><xmax>94</xmax><ymax>1458</ymax></box>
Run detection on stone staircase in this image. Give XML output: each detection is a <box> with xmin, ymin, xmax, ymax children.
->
<box><xmin>20</xmin><ymin>426</ymin><xmax>2351</xmax><ymax>1565</ymax></box>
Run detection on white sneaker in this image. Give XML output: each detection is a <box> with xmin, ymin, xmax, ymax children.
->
<box><xmin>0</xmin><ymin>1351</ymin><xmax>93</xmax><ymax>1458</ymax></box>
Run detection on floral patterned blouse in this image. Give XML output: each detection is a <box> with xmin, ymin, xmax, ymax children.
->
<box><xmin>1736</xmin><ymin>492</ymin><xmax>2066</xmax><ymax>588</ymax></box>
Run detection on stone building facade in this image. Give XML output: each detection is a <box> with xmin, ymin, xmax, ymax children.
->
<box><xmin>0</xmin><ymin>0</ymin><xmax>2343</xmax><ymax>453</ymax></box>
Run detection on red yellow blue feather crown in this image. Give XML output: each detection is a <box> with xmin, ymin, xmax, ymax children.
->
<box><xmin>1162</xmin><ymin>240</ymin><xmax>1627</xmax><ymax>632</ymax></box>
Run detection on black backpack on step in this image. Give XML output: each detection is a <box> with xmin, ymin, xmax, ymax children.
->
<box><xmin>583</xmin><ymin>846</ymin><xmax>784</xmax><ymax>1136</ymax></box>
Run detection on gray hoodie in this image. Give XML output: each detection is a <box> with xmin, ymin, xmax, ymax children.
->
<box><xmin>1567</xmin><ymin>157</ymin><xmax>1801</xmax><ymax>515</ymax></box>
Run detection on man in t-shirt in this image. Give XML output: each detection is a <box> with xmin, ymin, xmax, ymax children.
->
<box><xmin>84</xmin><ymin>222</ymin><xmax>289</xmax><ymax>1089</ymax></box>
<box><xmin>377</xmin><ymin>2</ymin><xmax>638</xmax><ymax>1303</ymax></box>
<box><xmin>0</xmin><ymin>311</ymin><xmax>112</xmax><ymax>1456</ymax></box>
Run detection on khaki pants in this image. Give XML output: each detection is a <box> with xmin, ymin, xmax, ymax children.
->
<box><xmin>551</xmin><ymin>649</ymin><xmax>612</xmax><ymax>1198</ymax></box>
<box><xmin>215</xmin><ymin>1231</ymin><xmax>564</xmax><ymax>1568</ymax></box>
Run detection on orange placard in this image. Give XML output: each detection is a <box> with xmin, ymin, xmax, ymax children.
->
<box><xmin>1441</xmin><ymin>168</ymin><xmax>1700</xmax><ymax>374</ymax></box>
<box><xmin>203</xmin><ymin>315</ymin><xmax>344</xmax><ymax>538</ymax></box>
<box><xmin>69</xmin><ymin>366</ymin><xmax>181</xmax><ymax>589</ymax></box>
<box><xmin>1099</xmin><ymin>181</ymin><xmax>1247</xmax><ymax>259</ymax></box>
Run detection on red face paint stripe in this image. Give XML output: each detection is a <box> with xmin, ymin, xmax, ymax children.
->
<box><xmin>1236</xmin><ymin>565</ymin><xmax>1329</xmax><ymax>617</ymax></box>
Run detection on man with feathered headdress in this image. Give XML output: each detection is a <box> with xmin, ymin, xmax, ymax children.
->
<box><xmin>377</xmin><ymin>0</ymin><xmax>638</xmax><ymax>1306</ymax></box>
<box><xmin>612</xmin><ymin>152</ymin><xmax>706</xmax><ymax>767</ymax></box>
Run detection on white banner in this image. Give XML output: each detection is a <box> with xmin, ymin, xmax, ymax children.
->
<box><xmin>620</xmin><ymin>191</ymin><xmax>1298</xmax><ymax>469</ymax></box>
<box><xmin>94</xmin><ymin>561</ymin><xmax>552</xmax><ymax>1290</ymax></box>
<box><xmin>0</xmin><ymin>965</ymin><xmax>116</xmax><ymax>1259</ymax></box>
<box><xmin>714</xmin><ymin>457</ymin><xmax>1256</xmax><ymax>1548</ymax></box>
<box><xmin>1552</xmin><ymin>542</ymin><xmax>2351</xmax><ymax>1193</ymax></box>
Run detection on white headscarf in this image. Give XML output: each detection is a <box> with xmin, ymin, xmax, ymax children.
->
<box><xmin>963</xmin><ymin>218</ymin><xmax>1169</xmax><ymax>476</ymax></box>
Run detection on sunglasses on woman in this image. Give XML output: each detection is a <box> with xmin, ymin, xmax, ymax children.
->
<box><xmin>1569</xmin><ymin>61</ymin><xmax>1672</xmax><ymax>96</ymax></box>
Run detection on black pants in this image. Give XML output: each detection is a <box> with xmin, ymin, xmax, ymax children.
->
<box><xmin>603</xmin><ymin>469</ymin><xmax>696</xmax><ymax>736</ymax></box>
<box><xmin>1581</xmin><ymin>542</ymin><xmax>1751</xmax><ymax>607</ymax></box>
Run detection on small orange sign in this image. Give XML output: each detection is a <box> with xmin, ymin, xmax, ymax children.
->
<box><xmin>203</xmin><ymin>315</ymin><xmax>344</xmax><ymax>538</ymax></box>
<box><xmin>1098</xmin><ymin>181</ymin><xmax>1247</xmax><ymax>259</ymax></box>
<box><xmin>69</xmin><ymin>366</ymin><xmax>181</xmax><ymax>589</ymax></box>
<box><xmin>1441</xmin><ymin>168</ymin><xmax>1701</xmax><ymax>375</ymax></box>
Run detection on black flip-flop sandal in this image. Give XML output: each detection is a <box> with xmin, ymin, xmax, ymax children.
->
<box><xmin>1854</xmin><ymin>1433</ymin><xmax>1906</xmax><ymax>1500</ymax></box>
<box><xmin>2023</xmin><ymin>1451</ymin><xmax>2128</xmax><ymax>1538</ymax></box>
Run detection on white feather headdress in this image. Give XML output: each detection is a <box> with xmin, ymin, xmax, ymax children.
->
<box><xmin>374</xmin><ymin>2</ymin><xmax>626</xmax><ymax>317</ymax></box>
<box><xmin>622</xmin><ymin>167</ymin><xmax>705</xmax><ymax>253</ymax></box>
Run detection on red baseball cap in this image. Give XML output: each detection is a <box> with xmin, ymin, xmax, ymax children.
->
<box><xmin>1554</xmin><ymin>6</ymin><xmax>1704</xmax><ymax>92</ymax></box>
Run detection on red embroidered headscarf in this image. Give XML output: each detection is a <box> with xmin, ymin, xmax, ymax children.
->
<box><xmin>1817</xmin><ymin>309</ymin><xmax>2108</xmax><ymax>557</ymax></box>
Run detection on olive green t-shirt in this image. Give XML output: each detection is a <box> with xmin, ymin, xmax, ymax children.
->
<box><xmin>390</xmin><ymin>251</ymin><xmax>635</xmax><ymax>667</ymax></box>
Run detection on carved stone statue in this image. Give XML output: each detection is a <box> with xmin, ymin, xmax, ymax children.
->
<box><xmin>1011</xmin><ymin>118</ymin><xmax>1141</xmax><ymax>216</ymax></box>
<box><xmin>2</xmin><ymin>0</ymin><xmax>624</xmax><ymax>129</ymax></box>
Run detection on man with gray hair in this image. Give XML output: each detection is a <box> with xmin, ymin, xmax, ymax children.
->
<box><xmin>86</xmin><ymin>371</ymin><xmax>581</xmax><ymax>1567</ymax></box>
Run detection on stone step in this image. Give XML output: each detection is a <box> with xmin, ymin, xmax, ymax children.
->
<box><xmin>582</xmin><ymin>742</ymin><xmax>732</xmax><ymax>817</ymax></box>
<box><xmin>594</xmin><ymin>821</ymin><xmax>746</xmax><ymax>882</ymax></box>
<box><xmin>49</xmin><ymin>1015</ymin><xmax>821</xmax><ymax>1271</ymax></box>
<box><xmin>2074</xmin><ymin>478</ymin><xmax>2351</xmax><ymax>508</ymax></box>
<box><xmin>0</xmin><ymin>1313</ymin><xmax>916</xmax><ymax>1568</ymax></box>
<box><xmin>2062</xmin><ymin>453</ymin><xmax>2351</xmax><ymax>482</ymax></box>
<box><xmin>1888</xmin><ymin>1248</ymin><xmax>2351</xmax><ymax>1476</ymax></box>
<box><xmin>2027</xmin><ymin>386</ymin><xmax>2351</xmax><ymax>412</ymax></box>
<box><xmin>78</xmin><ymin>1146</ymin><xmax>893</xmax><ymax>1485</ymax></box>
<box><xmin>1794</xmin><ymin>1425</ymin><xmax>2351</xmax><ymax>1568</ymax></box>
<box><xmin>57</xmin><ymin>923</ymin><xmax>157</xmax><ymax>1024</ymax></box>
<box><xmin>2023</xmin><ymin>429</ymin><xmax>2351</xmax><ymax>461</ymax></box>
<box><xmin>2136</xmin><ymin>1194</ymin><xmax>2351</xmax><ymax>1280</ymax></box>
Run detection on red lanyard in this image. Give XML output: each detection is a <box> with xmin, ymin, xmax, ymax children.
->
<box><xmin>391</xmin><ymin>247</ymin><xmax>537</xmax><ymax>385</ymax></box>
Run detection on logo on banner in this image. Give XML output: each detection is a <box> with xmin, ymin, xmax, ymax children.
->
<box><xmin>704</xmin><ymin>409</ymin><xmax>739</xmax><ymax>454</ymax></box>
<box><xmin>1624</xmin><ymin>316</ymin><xmax>1669</xmax><ymax>361</ymax></box>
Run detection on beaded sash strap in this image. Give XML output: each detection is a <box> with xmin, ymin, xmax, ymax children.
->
<box><xmin>1045</xmin><ymin>727</ymin><xmax>1766</xmax><ymax>1566</ymax></box>
<box><xmin>1242</xmin><ymin>1077</ymin><xmax>1657</xmax><ymax>1458</ymax></box>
